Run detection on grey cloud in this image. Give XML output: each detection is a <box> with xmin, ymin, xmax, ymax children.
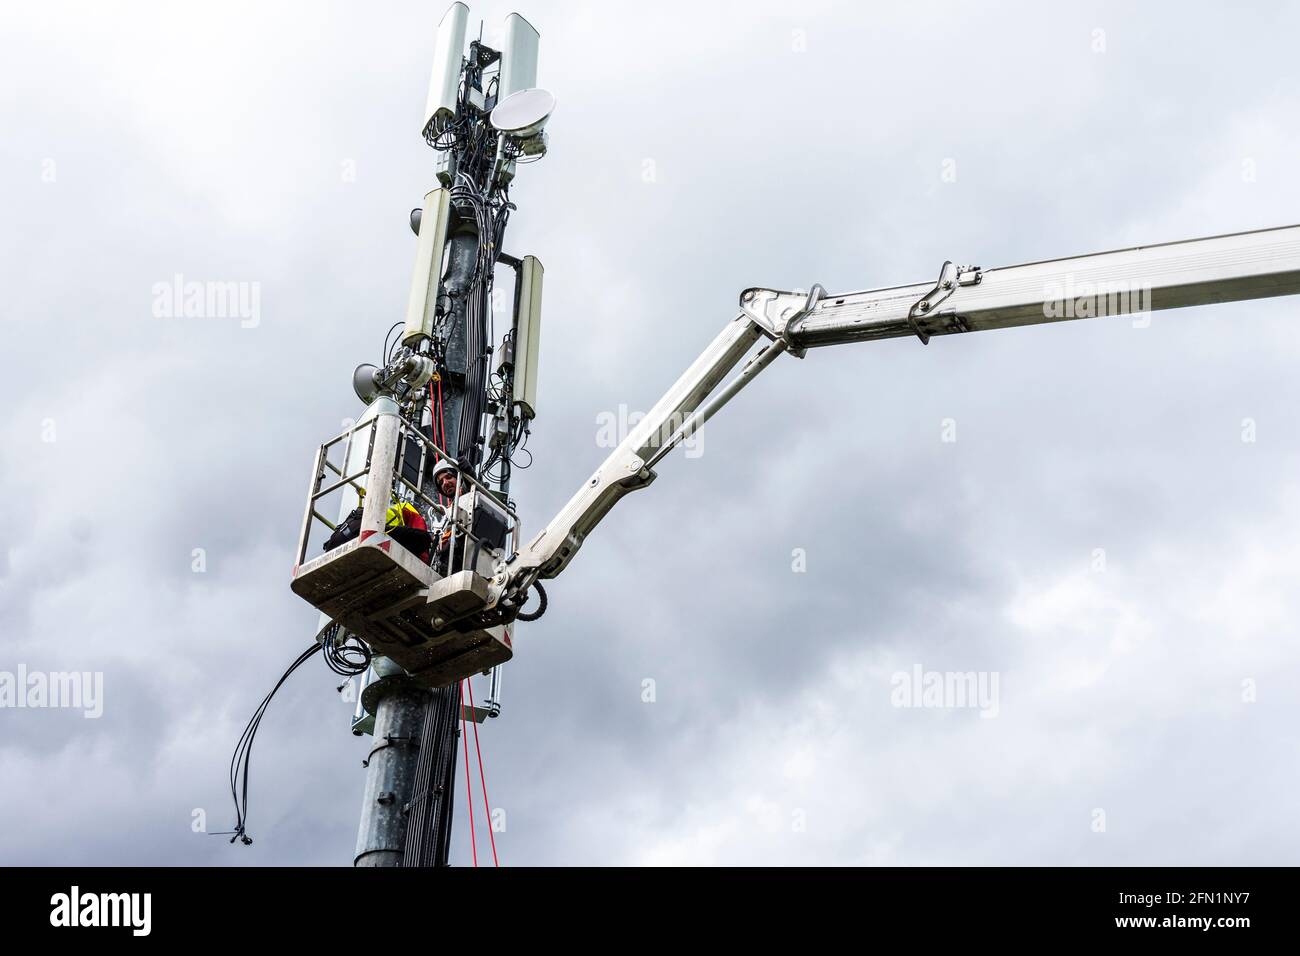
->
<box><xmin>2</xmin><ymin>0</ymin><xmax>1299</xmax><ymax>865</ymax></box>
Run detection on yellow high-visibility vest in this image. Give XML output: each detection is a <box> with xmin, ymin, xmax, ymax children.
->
<box><xmin>385</xmin><ymin>502</ymin><xmax>423</xmax><ymax>531</ymax></box>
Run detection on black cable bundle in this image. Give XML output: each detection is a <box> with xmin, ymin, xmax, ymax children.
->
<box><xmin>222</xmin><ymin>642</ymin><xmax>322</xmax><ymax>846</ymax></box>
<box><xmin>515</xmin><ymin>581</ymin><xmax>547</xmax><ymax>622</ymax></box>
<box><xmin>220</xmin><ymin>622</ymin><xmax>371</xmax><ymax>846</ymax></box>
<box><xmin>401</xmin><ymin>683</ymin><xmax>463</xmax><ymax>867</ymax></box>
<box><xmin>321</xmin><ymin>623</ymin><xmax>372</xmax><ymax>678</ymax></box>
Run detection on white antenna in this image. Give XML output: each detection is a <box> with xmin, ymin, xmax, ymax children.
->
<box><xmin>422</xmin><ymin>2</ymin><xmax>469</xmax><ymax>137</ymax></box>
<box><xmin>498</xmin><ymin>12</ymin><xmax>540</xmax><ymax>99</ymax></box>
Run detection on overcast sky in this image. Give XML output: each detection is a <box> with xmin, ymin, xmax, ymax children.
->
<box><xmin>2</xmin><ymin>0</ymin><xmax>1299</xmax><ymax>866</ymax></box>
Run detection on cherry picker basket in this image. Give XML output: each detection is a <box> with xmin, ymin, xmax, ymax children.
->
<box><xmin>290</xmin><ymin>398</ymin><xmax>518</xmax><ymax>688</ymax></box>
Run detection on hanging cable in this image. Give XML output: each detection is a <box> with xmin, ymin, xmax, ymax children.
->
<box><xmin>382</xmin><ymin>320</ymin><xmax>403</xmax><ymax>363</ymax></box>
<box><xmin>220</xmin><ymin>640</ymin><xmax>323</xmax><ymax>846</ymax></box>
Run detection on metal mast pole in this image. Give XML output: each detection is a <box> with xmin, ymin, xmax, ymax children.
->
<box><xmin>352</xmin><ymin>4</ymin><xmax>548</xmax><ymax>867</ymax></box>
<box><xmin>354</xmin><ymin>670</ymin><xmax>430</xmax><ymax>867</ymax></box>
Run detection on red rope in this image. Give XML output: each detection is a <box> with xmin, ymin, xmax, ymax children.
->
<box><xmin>459</xmin><ymin>681</ymin><xmax>478</xmax><ymax>867</ymax></box>
<box><xmin>465</xmin><ymin>679</ymin><xmax>500</xmax><ymax>866</ymax></box>
<box><xmin>429</xmin><ymin>380</ymin><xmax>448</xmax><ymax>507</ymax></box>
<box><xmin>436</xmin><ymin>378</ymin><xmax>448</xmax><ymax>449</ymax></box>
<box><xmin>432</xmin><ymin>378</ymin><xmax>488</xmax><ymax>868</ymax></box>
<box><xmin>425</xmin><ymin>379</ymin><xmax>485</xmax><ymax>867</ymax></box>
<box><xmin>434</xmin><ymin>382</ymin><xmax>444</xmax><ymax>442</ymax></box>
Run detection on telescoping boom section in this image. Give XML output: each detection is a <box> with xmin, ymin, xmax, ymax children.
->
<box><xmin>486</xmin><ymin>223</ymin><xmax>1300</xmax><ymax>607</ymax></box>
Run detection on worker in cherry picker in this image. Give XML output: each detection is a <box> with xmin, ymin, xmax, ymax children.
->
<box><xmin>430</xmin><ymin>458</ymin><xmax>470</xmax><ymax>571</ymax></box>
<box><xmin>432</xmin><ymin>457</ymin><xmax>463</xmax><ymax>502</ymax></box>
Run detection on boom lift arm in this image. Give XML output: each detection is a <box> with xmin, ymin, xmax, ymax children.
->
<box><xmin>491</xmin><ymin>222</ymin><xmax>1300</xmax><ymax>605</ymax></box>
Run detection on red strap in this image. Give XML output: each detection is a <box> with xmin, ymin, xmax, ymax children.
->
<box><xmin>459</xmin><ymin>681</ymin><xmax>478</xmax><ymax>868</ymax></box>
<box><xmin>436</xmin><ymin>377</ymin><xmax>447</xmax><ymax>448</ymax></box>
<box><xmin>465</xmin><ymin>679</ymin><xmax>500</xmax><ymax>866</ymax></box>
<box><xmin>430</xmin><ymin>380</ymin><xmax>449</xmax><ymax>507</ymax></box>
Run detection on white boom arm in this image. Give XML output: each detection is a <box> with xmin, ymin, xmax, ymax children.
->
<box><xmin>493</xmin><ymin>223</ymin><xmax>1300</xmax><ymax>602</ymax></box>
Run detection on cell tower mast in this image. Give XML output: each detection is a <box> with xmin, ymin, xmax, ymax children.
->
<box><xmin>347</xmin><ymin>4</ymin><xmax>550</xmax><ymax>867</ymax></box>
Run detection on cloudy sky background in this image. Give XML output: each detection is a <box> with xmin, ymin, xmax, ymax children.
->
<box><xmin>2</xmin><ymin>0</ymin><xmax>1299</xmax><ymax>865</ymax></box>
